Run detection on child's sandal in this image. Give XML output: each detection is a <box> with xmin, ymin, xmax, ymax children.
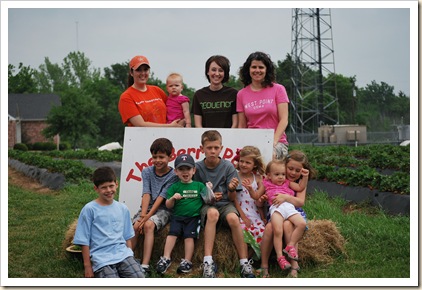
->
<box><xmin>256</xmin><ymin>268</ymin><xmax>270</xmax><ymax>278</ymax></box>
<box><xmin>288</xmin><ymin>266</ymin><xmax>301</xmax><ymax>278</ymax></box>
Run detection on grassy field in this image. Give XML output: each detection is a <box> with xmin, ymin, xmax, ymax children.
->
<box><xmin>7</xmin><ymin>171</ymin><xmax>412</xmax><ymax>283</ymax></box>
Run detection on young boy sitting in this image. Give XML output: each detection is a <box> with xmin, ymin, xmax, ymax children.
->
<box><xmin>193</xmin><ymin>130</ymin><xmax>256</xmax><ymax>278</ymax></box>
<box><xmin>73</xmin><ymin>166</ymin><xmax>144</xmax><ymax>278</ymax></box>
<box><xmin>155</xmin><ymin>154</ymin><xmax>205</xmax><ymax>275</ymax></box>
<box><xmin>130</xmin><ymin>137</ymin><xmax>179</xmax><ymax>276</ymax></box>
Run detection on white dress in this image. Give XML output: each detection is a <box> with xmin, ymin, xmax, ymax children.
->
<box><xmin>237</xmin><ymin>173</ymin><xmax>266</xmax><ymax>245</ymax></box>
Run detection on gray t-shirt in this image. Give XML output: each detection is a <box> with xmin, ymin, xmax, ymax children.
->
<box><xmin>193</xmin><ymin>158</ymin><xmax>242</xmax><ymax>206</ymax></box>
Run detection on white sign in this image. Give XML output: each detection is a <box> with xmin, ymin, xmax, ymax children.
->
<box><xmin>119</xmin><ymin>127</ymin><xmax>273</xmax><ymax>217</ymax></box>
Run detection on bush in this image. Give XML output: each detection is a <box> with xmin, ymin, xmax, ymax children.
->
<box><xmin>59</xmin><ymin>142</ymin><xmax>72</xmax><ymax>151</ymax></box>
<box><xmin>13</xmin><ymin>143</ymin><xmax>28</xmax><ymax>151</ymax></box>
<box><xmin>32</xmin><ymin>142</ymin><xmax>57</xmax><ymax>151</ymax></box>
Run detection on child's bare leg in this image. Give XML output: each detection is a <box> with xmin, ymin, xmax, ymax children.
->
<box><xmin>283</xmin><ymin>220</ymin><xmax>300</xmax><ymax>277</ymax></box>
<box><xmin>271</xmin><ymin>212</ymin><xmax>285</xmax><ymax>257</ymax></box>
<box><xmin>184</xmin><ymin>238</ymin><xmax>194</xmax><ymax>262</ymax></box>
<box><xmin>163</xmin><ymin>235</ymin><xmax>177</xmax><ymax>259</ymax></box>
<box><xmin>259</xmin><ymin>223</ymin><xmax>273</xmax><ymax>276</ymax></box>
<box><xmin>286</xmin><ymin>214</ymin><xmax>306</xmax><ymax>247</ymax></box>
<box><xmin>142</xmin><ymin>220</ymin><xmax>156</xmax><ymax>265</ymax></box>
<box><xmin>226</xmin><ymin>212</ymin><xmax>248</xmax><ymax>259</ymax></box>
<box><xmin>131</xmin><ymin>221</ymin><xmax>141</xmax><ymax>250</ymax></box>
<box><xmin>204</xmin><ymin>207</ymin><xmax>219</xmax><ymax>257</ymax></box>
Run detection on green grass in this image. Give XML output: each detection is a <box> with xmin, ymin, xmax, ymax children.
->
<box><xmin>8</xmin><ymin>181</ymin><xmax>411</xmax><ymax>279</ymax></box>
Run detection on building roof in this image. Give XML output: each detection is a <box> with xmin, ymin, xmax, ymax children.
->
<box><xmin>8</xmin><ymin>94</ymin><xmax>61</xmax><ymax>120</ymax></box>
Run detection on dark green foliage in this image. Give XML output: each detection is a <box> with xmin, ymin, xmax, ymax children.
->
<box><xmin>291</xmin><ymin>144</ymin><xmax>410</xmax><ymax>195</ymax></box>
<box><xmin>32</xmin><ymin>142</ymin><xmax>57</xmax><ymax>151</ymax></box>
<box><xmin>13</xmin><ymin>143</ymin><xmax>28</xmax><ymax>151</ymax></box>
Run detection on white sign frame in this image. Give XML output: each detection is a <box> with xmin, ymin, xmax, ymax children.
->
<box><xmin>119</xmin><ymin>127</ymin><xmax>273</xmax><ymax>217</ymax></box>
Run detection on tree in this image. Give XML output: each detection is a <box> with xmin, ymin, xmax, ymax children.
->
<box><xmin>43</xmin><ymin>87</ymin><xmax>100</xmax><ymax>149</ymax></box>
<box><xmin>8</xmin><ymin>63</ymin><xmax>38</xmax><ymax>93</ymax></box>
<box><xmin>104</xmin><ymin>62</ymin><xmax>128</xmax><ymax>91</ymax></box>
<box><xmin>84</xmin><ymin>77</ymin><xmax>125</xmax><ymax>144</ymax></box>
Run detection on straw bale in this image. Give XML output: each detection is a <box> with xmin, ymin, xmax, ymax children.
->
<box><xmin>63</xmin><ymin>218</ymin><xmax>79</xmax><ymax>250</ymax></box>
<box><xmin>298</xmin><ymin>219</ymin><xmax>347</xmax><ymax>266</ymax></box>
<box><xmin>64</xmin><ymin>218</ymin><xmax>346</xmax><ymax>275</ymax></box>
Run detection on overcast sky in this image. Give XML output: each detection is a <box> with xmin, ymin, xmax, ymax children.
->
<box><xmin>4</xmin><ymin>1</ymin><xmax>416</xmax><ymax>97</ymax></box>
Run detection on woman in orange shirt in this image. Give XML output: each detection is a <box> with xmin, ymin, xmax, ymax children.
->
<box><xmin>118</xmin><ymin>55</ymin><xmax>184</xmax><ymax>127</ymax></box>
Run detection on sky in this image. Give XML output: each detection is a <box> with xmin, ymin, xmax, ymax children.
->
<box><xmin>3</xmin><ymin>1</ymin><xmax>417</xmax><ymax>97</ymax></box>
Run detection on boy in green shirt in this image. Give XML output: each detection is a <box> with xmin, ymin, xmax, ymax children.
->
<box><xmin>156</xmin><ymin>154</ymin><xmax>205</xmax><ymax>275</ymax></box>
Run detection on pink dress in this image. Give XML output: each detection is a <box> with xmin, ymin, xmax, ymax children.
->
<box><xmin>237</xmin><ymin>173</ymin><xmax>265</xmax><ymax>244</ymax></box>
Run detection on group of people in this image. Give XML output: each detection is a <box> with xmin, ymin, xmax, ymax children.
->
<box><xmin>73</xmin><ymin>51</ymin><xmax>314</xmax><ymax>279</ymax></box>
<box><xmin>118</xmin><ymin>52</ymin><xmax>289</xmax><ymax>158</ymax></box>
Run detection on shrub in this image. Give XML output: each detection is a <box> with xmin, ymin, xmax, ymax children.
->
<box><xmin>32</xmin><ymin>142</ymin><xmax>57</xmax><ymax>151</ymax></box>
<box><xmin>13</xmin><ymin>143</ymin><xmax>28</xmax><ymax>151</ymax></box>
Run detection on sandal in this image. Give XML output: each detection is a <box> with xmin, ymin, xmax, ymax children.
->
<box><xmin>256</xmin><ymin>268</ymin><xmax>270</xmax><ymax>278</ymax></box>
<box><xmin>283</xmin><ymin>245</ymin><xmax>299</xmax><ymax>261</ymax></box>
<box><xmin>288</xmin><ymin>266</ymin><xmax>300</xmax><ymax>278</ymax></box>
<box><xmin>277</xmin><ymin>256</ymin><xmax>291</xmax><ymax>271</ymax></box>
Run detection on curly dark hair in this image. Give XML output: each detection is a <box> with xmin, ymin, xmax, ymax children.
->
<box><xmin>239</xmin><ymin>51</ymin><xmax>276</xmax><ymax>88</ymax></box>
<box><xmin>205</xmin><ymin>55</ymin><xmax>231</xmax><ymax>84</ymax></box>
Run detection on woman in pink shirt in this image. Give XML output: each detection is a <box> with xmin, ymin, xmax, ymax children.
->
<box><xmin>237</xmin><ymin>51</ymin><xmax>289</xmax><ymax>159</ymax></box>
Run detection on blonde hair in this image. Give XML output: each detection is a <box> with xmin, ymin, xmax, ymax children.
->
<box><xmin>238</xmin><ymin>146</ymin><xmax>265</xmax><ymax>175</ymax></box>
<box><xmin>265</xmin><ymin>159</ymin><xmax>285</xmax><ymax>175</ymax></box>
<box><xmin>166</xmin><ymin>72</ymin><xmax>183</xmax><ymax>84</ymax></box>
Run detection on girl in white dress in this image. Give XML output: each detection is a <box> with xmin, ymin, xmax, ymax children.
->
<box><xmin>234</xmin><ymin>146</ymin><xmax>266</xmax><ymax>259</ymax></box>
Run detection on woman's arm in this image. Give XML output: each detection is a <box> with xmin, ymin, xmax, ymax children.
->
<box><xmin>237</xmin><ymin>112</ymin><xmax>247</xmax><ymax>128</ymax></box>
<box><xmin>194</xmin><ymin>114</ymin><xmax>203</xmax><ymax>128</ymax></box>
<box><xmin>129</xmin><ymin>115</ymin><xmax>182</xmax><ymax>127</ymax></box>
<box><xmin>273</xmin><ymin>103</ymin><xmax>289</xmax><ymax>146</ymax></box>
<box><xmin>231</xmin><ymin>113</ymin><xmax>239</xmax><ymax>128</ymax></box>
<box><xmin>181</xmin><ymin>102</ymin><xmax>191</xmax><ymax>127</ymax></box>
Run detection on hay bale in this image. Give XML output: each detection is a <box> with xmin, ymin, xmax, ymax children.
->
<box><xmin>298</xmin><ymin>219</ymin><xmax>347</xmax><ymax>266</ymax></box>
<box><xmin>63</xmin><ymin>218</ymin><xmax>78</xmax><ymax>250</ymax></box>
<box><xmin>134</xmin><ymin>224</ymin><xmax>239</xmax><ymax>276</ymax></box>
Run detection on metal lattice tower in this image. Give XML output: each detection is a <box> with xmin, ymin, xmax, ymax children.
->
<box><xmin>290</xmin><ymin>8</ymin><xmax>339</xmax><ymax>141</ymax></box>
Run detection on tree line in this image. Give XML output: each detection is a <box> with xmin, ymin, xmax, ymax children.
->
<box><xmin>8</xmin><ymin>51</ymin><xmax>410</xmax><ymax>149</ymax></box>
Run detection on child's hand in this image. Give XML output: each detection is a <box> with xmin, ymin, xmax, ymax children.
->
<box><xmin>258</xmin><ymin>193</ymin><xmax>268</xmax><ymax>203</ymax></box>
<box><xmin>241</xmin><ymin>178</ymin><xmax>253</xmax><ymax>192</ymax></box>
<box><xmin>173</xmin><ymin>193</ymin><xmax>183</xmax><ymax>200</ymax></box>
<box><xmin>229</xmin><ymin>177</ymin><xmax>239</xmax><ymax>191</ymax></box>
<box><xmin>301</xmin><ymin>168</ymin><xmax>309</xmax><ymax>177</ymax></box>
<box><xmin>214</xmin><ymin>191</ymin><xmax>223</xmax><ymax>202</ymax></box>
<box><xmin>272</xmin><ymin>193</ymin><xmax>288</xmax><ymax>207</ymax></box>
<box><xmin>84</xmin><ymin>266</ymin><xmax>94</xmax><ymax>278</ymax></box>
<box><xmin>243</xmin><ymin>217</ymin><xmax>252</xmax><ymax>228</ymax></box>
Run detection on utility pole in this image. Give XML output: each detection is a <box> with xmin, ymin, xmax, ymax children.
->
<box><xmin>290</xmin><ymin>8</ymin><xmax>339</xmax><ymax>142</ymax></box>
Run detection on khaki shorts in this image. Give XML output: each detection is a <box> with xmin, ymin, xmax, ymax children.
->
<box><xmin>200</xmin><ymin>202</ymin><xmax>239</xmax><ymax>229</ymax></box>
<box><xmin>132</xmin><ymin>207</ymin><xmax>171</xmax><ymax>232</ymax></box>
<box><xmin>274</xmin><ymin>142</ymin><xmax>289</xmax><ymax>160</ymax></box>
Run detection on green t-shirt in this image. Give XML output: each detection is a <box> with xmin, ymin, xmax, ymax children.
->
<box><xmin>166</xmin><ymin>180</ymin><xmax>205</xmax><ymax>217</ymax></box>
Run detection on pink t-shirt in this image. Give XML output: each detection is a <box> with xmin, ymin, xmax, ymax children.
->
<box><xmin>237</xmin><ymin>83</ymin><xmax>289</xmax><ymax>144</ymax></box>
<box><xmin>263</xmin><ymin>178</ymin><xmax>295</xmax><ymax>206</ymax></box>
<box><xmin>166</xmin><ymin>95</ymin><xmax>190</xmax><ymax>123</ymax></box>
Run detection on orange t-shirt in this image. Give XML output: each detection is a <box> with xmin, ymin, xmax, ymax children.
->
<box><xmin>118</xmin><ymin>85</ymin><xmax>168</xmax><ymax>126</ymax></box>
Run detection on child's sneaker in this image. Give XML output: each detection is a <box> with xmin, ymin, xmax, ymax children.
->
<box><xmin>283</xmin><ymin>245</ymin><xmax>299</xmax><ymax>261</ymax></box>
<box><xmin>277</xmin><ymin>256</ymin><xmax>291</xmax><ymax>271</ymax></box>
<box><xmin>156</xmin><ymin>256</ymin><xmax>172</xmax><ymax>274</ymax></box>
<box><xmin>177</xmin><ymin>259</ymin><xmax>193</xmax><ymax>274</ymax></box>
<box><xmin>140</xmin><ymin>265</ymin><xmax>151</xmax><ymax>277</ymax></box>
<box><xmin>240</xmin><ymin>259</ymin><xmax>256</xmax><ymax>278</ymax></box>
<box><xmin>201</xmin><ymin>260</ymin><xmax>217</xmax><ymax>278</ymax></box>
